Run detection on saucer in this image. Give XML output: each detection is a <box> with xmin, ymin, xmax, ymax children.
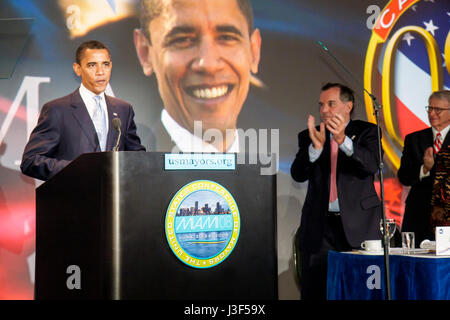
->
<box><xmin>358</xmin><ymin>250</ymin><xmax>384</xmax><ymax>255</ymax></box>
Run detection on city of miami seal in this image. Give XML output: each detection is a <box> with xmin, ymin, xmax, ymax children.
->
<box><xmin>165</xmin><ymin>180</ymin><xmax>240</xmax><ymax>268</ymax></box>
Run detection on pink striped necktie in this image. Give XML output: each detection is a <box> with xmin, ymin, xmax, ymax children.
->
<box><xmin>434</xmin><ymin>132</ymin><xmax>442</xmax><ymax>154</ymax></box>
<box><xmin>329</xmin><ymin>139</ymin><xmax>338</xmax><ymax>202</ymax></box>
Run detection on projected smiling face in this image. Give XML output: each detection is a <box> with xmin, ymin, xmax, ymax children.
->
<box><xmin>134</xmin><ymin>0</ymin><xmax>261</xmax><ymax>138</ymax></box>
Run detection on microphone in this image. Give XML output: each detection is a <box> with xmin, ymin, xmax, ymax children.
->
<box><xmin>317</xmin><ymin>41</ymin><xmax>381</xmax><ymax>110</ymax></box>
<box><xmin>112</xmin><ymin>117</ymin><xmax>122</xmax><ymax>152</ymax></box>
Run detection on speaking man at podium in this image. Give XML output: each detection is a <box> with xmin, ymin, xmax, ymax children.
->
<box><xmin>21</xmin><ymin>40</ymin><xmax>146</xmax><ymax>181</ymax></box>
<box><xmin>291</xmin><ymin>83</ymin><xmax>381</xmax><ymax>300</ymax></box>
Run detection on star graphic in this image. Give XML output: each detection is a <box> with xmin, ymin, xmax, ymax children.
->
<box><xmin>106</xmin><ymin>0</ymin><xmax>116</xmax><ymax>14</ymax></box>
<box><xmin>402</xmin><ymin>32</ymin><xmax>415</xmax><ymax>46</ymax></box>
<box><xmin>423</xmin><ymin>19</ymin><xmax>438</xmax><ymax>36</ymax></box>
<box><xmin>411</xmin><ymin>4</ymin><xmax>418</xmax><ymax>12</ymax></box>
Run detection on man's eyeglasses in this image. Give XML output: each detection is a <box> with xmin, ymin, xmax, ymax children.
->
<box><xmin>425</xmin><ymin>106</ymin><xmax>450</xmax><ymax>114</ymax></box>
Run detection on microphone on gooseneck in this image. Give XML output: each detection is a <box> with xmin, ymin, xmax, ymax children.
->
<box><xmin>112</xmin><ymin>117</ymin><xmax>122</xmax><ymax>152</ymax></box>
<box><xmin>317</xmin><ymin>41</ymin><xmax>381</xmax><ymax>109</ymax></box>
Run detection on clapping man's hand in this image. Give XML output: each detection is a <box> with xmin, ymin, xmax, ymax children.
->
<box><xmin>422</xmin><ymin>147</ymin><xmax>434</xmax><ymax>174</ymax></box>
<box><xmin>308</xmin><ymin>115</ymin><xmax>325</xmax><ymax>150</ymax></box>
<box><xmin>326</xmin><ymin>113</ymin><xmax>346</xmax><ymax>145</ymax></box>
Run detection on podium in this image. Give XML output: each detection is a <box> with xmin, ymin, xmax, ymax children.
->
<box><xmin>35</xmin><ymin>152</ymin><xmax>277</xmax><ymax>299</ymax></box>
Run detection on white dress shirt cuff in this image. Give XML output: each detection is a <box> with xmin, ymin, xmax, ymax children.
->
<box><xmin>308</xmin><ymin>143</ymin><xmax>323</xmax><ymax>163</ymax></box>
<box><xmin>339</xmin><ymin>135</ymin><xmax>354</xmax><ymax>157</ymax></box>
<box><xmin>419</xmin><ymin>165</ymin><xmax>430</xmax><ymax>180</ymax></box>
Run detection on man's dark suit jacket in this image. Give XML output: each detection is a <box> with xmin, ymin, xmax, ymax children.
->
<box><xmin>21</xmin><ymin>89</ymin><xmax>146</xmax><ymax>181</ymax></box>
<box><xmin>397</xmin><ymin>127</ymin><xmax>450</xmax><ymax>245</ymax></box>
<box><xmin>291</xmin><ymin>120</ymin><xmax>382</xmax><ymax>253</ymax></box>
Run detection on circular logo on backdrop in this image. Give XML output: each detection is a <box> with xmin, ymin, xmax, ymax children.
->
<box><xmin>165</xmin><ymin>180</ymin><xmax>240</xmax><ymax>268</ymax></box>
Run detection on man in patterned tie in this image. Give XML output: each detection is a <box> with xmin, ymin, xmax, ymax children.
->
<box><xmin>290</xmin><ymin>83</ymin><xmax>382</xmax><ymax>300</ymax></box>
<box><xmin>21</xmin><ymin>40</ymin><xmax>146</xmax><ymax>181</ymax></box>
<box><xmin>398</xmin><ymin>90</ymin><xmax>450</xmax><ymax>246</ymax></box>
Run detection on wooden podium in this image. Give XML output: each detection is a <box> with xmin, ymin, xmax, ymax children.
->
<box><xmin>35</xmin><ymin>152</ymin><xmax>277</xmax><ymax>299</ymax></box>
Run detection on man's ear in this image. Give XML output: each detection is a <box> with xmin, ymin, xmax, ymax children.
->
<box><xmin>249</xmin><ymin>28</ymin><xmax>262</xmax><ymax>74</ymax></box>
<box><xmin>134</xmin><ymin>28</ymin><xmax>154</xmax><ymax>76</ymax></box>
<box><xmin>73</xmin><ymin>62</ymin><xmax>81</xmax><ymax>77</ymax></box>
<box><xmin>346</xmin><ymin>101</ymin><xmax>354</xmax><ymax>116</ymax></box>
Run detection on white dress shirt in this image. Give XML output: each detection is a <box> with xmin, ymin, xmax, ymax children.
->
<box><xmin>161</xmin><ymin>109</ymin><xmax>239</xmax><ymax>153</ymax></box>
<box><xmin>308</xmin><ymin>130</ymin><xmax>354</xmax><ymax>212</ymax></box>
<box><xmin>79</xmin><ymin>83</ymin><xmax>109</xmax><ymax>133</ymax></box>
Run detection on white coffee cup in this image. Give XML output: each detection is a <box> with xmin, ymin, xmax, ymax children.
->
<box><xmin>361</xmin><ymin>240</ymin><xmax>382</xmax><ymax>252</ymax></box>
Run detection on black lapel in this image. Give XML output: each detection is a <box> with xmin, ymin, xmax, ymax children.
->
<box><xmin>440</xmin><ymin>128</ymin><xmax>450</xmax><ymax>150</ymax></box>
<box><xmin>344</xmin><ymin>119</ymin><xmax>355</xmax><ymax>141</ymax></box>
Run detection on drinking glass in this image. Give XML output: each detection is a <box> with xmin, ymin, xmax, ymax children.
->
<box><xmin>380</xmin><ymin>218</ymin><xmax>396</xmax><ymax>248</ymax></box>
<box><xmin>402</xmin><ymin>232</ymin><xmax>415</xmax><ymax>254</ymax></box>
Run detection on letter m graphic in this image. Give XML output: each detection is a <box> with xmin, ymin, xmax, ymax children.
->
<box><xmin>0</xmin><ymin>76</ymin><xmax>50</xmax><ymax>146</ymax></box>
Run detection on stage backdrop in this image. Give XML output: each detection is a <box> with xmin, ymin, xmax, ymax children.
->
<box><xmin>0</xmin><ymin>0</ymin><xmax>447</xmax><ymax>299</ymax></box>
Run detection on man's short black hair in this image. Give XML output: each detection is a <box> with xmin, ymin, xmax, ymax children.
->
<box><xmin>321</xmin><ymin>82</ymin><xmax>355</xmax><ymax>115</ymax></box>
<box><xmin>75</xmin><ymin>40</ymin><xmax>110</xmax><ymax>64</ymax></box>
<box><xmin>139</xmin><ymin>0</ymin><xmax>254</xmax><ymax>43</ymax></box>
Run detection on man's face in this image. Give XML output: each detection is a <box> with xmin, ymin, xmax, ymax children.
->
<box><xmin>427</xmin><ymin>97</ymin><xmax>450</xmax><ymax>132</ymax></box>
<box><xmin>318</xmin><ymin>87</ymin><xmax>352</xmax><ymax>125</ymax></box>
<box><xmin>134</xmin><ymin>0</ymin><xmax>261</xmax><ymax>134</ymax></box>
<box><xmin>73</xmin><ymin>48</ymin><xmax>112</xmax><ymax>95</ymax></box>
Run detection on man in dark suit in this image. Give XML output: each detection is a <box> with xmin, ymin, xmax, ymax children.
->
<box><xmin>398</xmin><ymin>90</ymin><xmax>450</xmax><ymax>246</ymax></box>
<box><xmin>21</xmin><ymin>40</ymin><xmax>145</xmax><ymax>181</ymax></box>
<box><xmin>291</xmin><ymin>83</ymin><xmax>381</xmax><ymax>300</ymax></box>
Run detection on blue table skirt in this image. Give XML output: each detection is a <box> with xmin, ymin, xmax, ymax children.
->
<box><xmin>327</xmin><ymin>251</ymin><xmax>450</xmax><ymax>300</ymax></box>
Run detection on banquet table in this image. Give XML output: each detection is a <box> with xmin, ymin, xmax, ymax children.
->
<box><xmin>326</xmin><ymin>250</ymin><xmax>450</xmax><ymax>300</ymax></box>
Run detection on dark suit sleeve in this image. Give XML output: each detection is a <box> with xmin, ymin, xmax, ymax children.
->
<box><xmin>290</xmin><ymin>129</ymin><xmax>316</xmax><ymax>182</ymax></box>
<box><xmin>123</xmin><ymin>105</ymin><xmax>146</xmax><ymax>151</ymax></box>
<box><xmin>20</xmin><ymin>103</ymin><xmax>71</xmax><ymax>181</ymax></box>
<box><xmin>345</xmin><ymin>124</ymin><xmax>380</xmax><ymax>176</ymax></box>
<box><xmin>398</xmin><ymin>133</ymin><xmax>422</xmax><ymax>186</ymax></box>
<box><xmin>291</xmin><ymin>123</ymin><xmax>380</xmax><ymax>182</ymax></box>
